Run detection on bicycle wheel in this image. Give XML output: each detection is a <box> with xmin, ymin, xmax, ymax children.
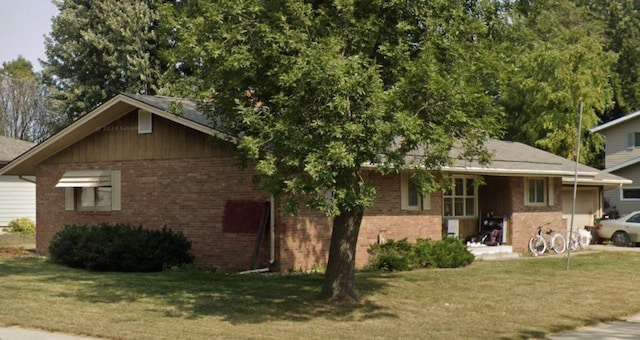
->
<box><xmin>568</xmin><ymin>231</ymin><xmax>580</xmax><ymax>251</ymax></box>
<box><xmin>529</xmin><ymin>235</ymin><xmax>547</xmax><ymax>256</ymax></box>
<box><xmin>551</xmin><ymin>233</ymin><xmax>566</xmax><ymax>254</ymax></box>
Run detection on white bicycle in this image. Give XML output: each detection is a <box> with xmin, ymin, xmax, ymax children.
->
<box><xmin>529</xmin><ymin>227</ymin><xmax>567</xmax><ymax>256</ymax></box>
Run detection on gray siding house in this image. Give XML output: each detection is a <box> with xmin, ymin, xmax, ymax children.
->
<box><xmin>591</xmin><ymin>112</ymin><xmax>640</xmax><ymax>215</ymax></box>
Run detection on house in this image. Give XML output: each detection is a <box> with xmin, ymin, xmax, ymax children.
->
<box><xmin>590</xmin><ymin>112</ymin><xmax>640</xmax><ymax>216</ymax></box>
<box><xmin>0</xmin><ymin>93</ymin><xmax>628</xmax><ymax>270</ymax></box>
<box><xmin>0</xmin><ymin>135</ymin><xmax>35</xmax><ymax>230</ymax></box>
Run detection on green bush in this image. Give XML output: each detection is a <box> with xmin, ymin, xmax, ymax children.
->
<box><xmin>48</xmin><ymin>223</ymin><xmax>193</xmax><ymax>272</ymax></box>
<box><xmin>367</xmin><ymin>237</ymin><xmax>474</xmax><ymax>272</ymax></box>
<box><xmin>367</xmin><ymin>239</ymin><xmax>415</xmax><ymax>271</ymax></box>
<box><xmin>429</xmin><ymin>237</ymin><xmax>475</xmax><ymax>268</ymax></box>
<box><xmin>7</xmin><ymin>218</ymin><xmax>35</xmax><ymax>236</ymax></box>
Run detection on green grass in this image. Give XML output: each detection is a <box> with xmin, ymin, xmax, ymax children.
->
<box><xmin>0</xmin><ymin>251</ymin><xmax>639</xmax><ymax>339</ymax></box>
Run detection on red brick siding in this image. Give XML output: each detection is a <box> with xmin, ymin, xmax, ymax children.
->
<box><xmin>36</xmin><ymin>157</ymin><xmax>272</xmax><ymax>269</ymax></box>
<box><xmin>509</xmin><ymin>177</ymin><xmax>564</xmax><ymax>252</ymax></box>
<box><xmin>275</xmin><ymin>172</ymin><xmax>443</xmax><ymax>271</ymax></box>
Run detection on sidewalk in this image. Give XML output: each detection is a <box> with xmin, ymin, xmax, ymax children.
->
<box><xmin>547</xmin><ymin>313</ymin><xmax>640</xmax><ymax>339</ymax></box>
<box><xmin>0</xmin><ymin>326</ymin><xmax>99</xmax><ymax>340</ymax></box>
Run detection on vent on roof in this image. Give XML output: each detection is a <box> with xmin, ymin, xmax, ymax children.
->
<box><xmin>138</xmin><ymin>109</ymin><xmax>152</xmax><ymax>134</ymax></box>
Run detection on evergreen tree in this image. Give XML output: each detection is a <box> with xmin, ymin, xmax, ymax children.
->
<box><xmin>42</xmin><ymin>0</ymin><xmax>160</xmax><ymax>124</ymax></box>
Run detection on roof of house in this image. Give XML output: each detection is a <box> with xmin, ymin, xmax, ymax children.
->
<box><xmin>590</xmin><ymin>110</ymin><xmax>640</xmax><ymax>133</ymax></box>
<box><xmin>0</xmin><ymin>93</ymin><xmax>630</xmax><ymax>186</ymax></box>
<box><xmin>0</xmin><ymin>135</ymin><xmax>34</xmax><ymax>165</ymax></box>
<box><xmin>444</xmin><ymin>139</ymin><xmax>629</xmax><ymax>186</ymax></box>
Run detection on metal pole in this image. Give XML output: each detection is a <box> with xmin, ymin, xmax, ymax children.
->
<box><xmin>567</xmin><ymin>100</ymin><xmax>583</xmax><ymax>270</ymax></box>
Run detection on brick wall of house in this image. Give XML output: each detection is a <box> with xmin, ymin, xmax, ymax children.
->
<box><xmin>509</xmin><ymin>177</ymin><xmax>564</xmax><ymax>253</ymax></box>
<box><xmin>275</xmin><ymin>172</ymin><xmax>443</xmax><ymax>271</ymax></box>
<box><xmin>36</xmin><ymin>157</ymin><xmax>273</xmax><ymax>270</ymax></box>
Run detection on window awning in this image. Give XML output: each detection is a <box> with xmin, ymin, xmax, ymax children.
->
<box><xmin>55</xmin><ymin>170</ymin><xmax>112</xmax><ymax>188</ymax></box>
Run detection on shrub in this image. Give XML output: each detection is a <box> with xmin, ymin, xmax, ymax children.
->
<box><xmin>48</xmin><ymin>223</ymin><xmax>193</xmax><ymax>272</ymax></box>
<box><xmin>7</xmin><ymin>218</ymin><xmax>35</xmax><ymax>236</ymax></box>
<box><xmin>428</xmin><ymin>237</ymin><xmax>475</xmax><ymax>268</ymax></box>
<box><xmin>366</xmin><ymin>237</ymin><xmax>474</xmax><ymax>272</ymax></box>
<box><xmin>366</xmin><ymin>239</ymin><xmax>415</xmax><ymax>271</ymax></box>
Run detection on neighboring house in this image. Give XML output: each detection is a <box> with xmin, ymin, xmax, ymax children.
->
<box><xmin>0</xmin><ymin>94</ymin><xmax>628</xmax><ymax>270</ymax></box>
<box><xmin>591</xmin><ymin>112</ymin><xmax>640</xmax><ymax>215</ymax></box>
<box><xmin>0</xmin><ymin>135</ymin><xmax>35</xmax><ymax>229</ymax></box>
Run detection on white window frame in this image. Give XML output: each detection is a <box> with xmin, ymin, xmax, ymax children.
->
<box><xmin>620</xmin><ymin>186</ymin><xmax>640</xmax><ymax>201</ymax></box>
<box><xmin>524</xmin><ymin>177</ymin><xmax>547</xmax><ymax>206</ymax></box>
<box><xmin>401</xmin><ymin>173</ymin><xmax>431</xmax><ymax>211</ymax></box>
<box><xmin>443</xmin><ymin>176</ymin><xmax>477</xmax><ymax>218</ymax></box>
<box><xmin>61</xmin><ymin>170</ymin><xmax>121</xmax><ymax>212</ymax></box>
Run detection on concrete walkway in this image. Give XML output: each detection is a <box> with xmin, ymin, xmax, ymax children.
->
<box><xmin>547</xmin><ymin>313</ymin><xmax>640</xmax><ymax>339</ymax></box>
<box><xmin>0</xmin><ymin>326</ymin><xmax>99</xmax><ymax>340</ymax></box>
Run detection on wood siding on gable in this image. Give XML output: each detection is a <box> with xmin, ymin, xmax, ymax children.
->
<box><xmin>43</xmin><ymin>110</ymin><xmax>232</xmax><ymax>164</ymax></box>
<box><xmin>602</xmin><ymin>118</ymin><xmax>640</xmax><ymax>169</ymax></box>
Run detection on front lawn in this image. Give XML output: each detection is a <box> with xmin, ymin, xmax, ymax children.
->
<box><xmin>0</xmin><ymin>251</ymin><xmax>639</xmax><ymax>339</ymax></box>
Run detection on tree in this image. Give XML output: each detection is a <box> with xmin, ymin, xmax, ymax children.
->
<box><xmin>0</xmin><ymin>57</ymin><xmax>56</xmax><ymax>142</ymax></box>
<box><xmin>574</xmin><ymin>0</ymin><xmax>640</xmax><ymax>121</ymax></box>
<box><xmin>160</xmin><ymin>0</ymin><xmax>503</xmax><ymax>300</ymax></box>
<box><xmin>42</xmin><ymin>0</ymin><xmax>160</xmax><ymax>124</ymax></box>
<box><xmin>499</xmin><ymin>0</ymin><xmax>615</xmax><ymax>165</ymax></box>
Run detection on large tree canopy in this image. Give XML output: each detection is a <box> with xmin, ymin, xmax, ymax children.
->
<box><xmin>500</xmin><ymin>0</ymin><xmax>615</xmax><ymax>165</ymax></box>
<box><xmin>160</xmin><ymin>0</ymin><xmax>504</xmax><ymax>300</ymax></box>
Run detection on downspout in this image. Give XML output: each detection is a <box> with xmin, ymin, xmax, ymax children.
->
<box><xmin>19</xmin><ymin>175</ymin><xmax>36</xmax><ymax>184</ymax></box>
<box><xmin>269</xmin><ymin>194</ymin><xmax>275</xmax><ymax>265</ymax></box>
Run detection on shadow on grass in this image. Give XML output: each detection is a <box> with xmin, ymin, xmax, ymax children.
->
<box><xmin>0</xmin><ymin>256</ymin><xmax>396</xmax><ymax>325</ymax></box>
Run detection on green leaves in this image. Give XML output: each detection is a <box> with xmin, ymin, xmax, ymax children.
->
<box><xmin>158</xmin><ymin>1</ymin><xmax>505</xmax><ymax>215</ymax></box>
<box><xmin>500</xmin><ymin>0</ymin><xmax>614</xmax><ymax>164</ymax></box>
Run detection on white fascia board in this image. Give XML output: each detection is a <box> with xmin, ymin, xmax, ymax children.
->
<box><xmin>361</xmin><ymin>163</ymin><xmax>598</xmax><ymax>177</ymax></box>
<box><xmin>561</xmin><ymin>176</ymin><xmax>632</xmax><ymax>186</ymax></box>
<box><xmin>441</xmin><ymin>166</ymin><xmax>598</xmax><ymax>177</ymax></box>
<box><xmin>590</xmin><ymin>110</ymin><xmax>640</xmax><ymax>133</ymax></box>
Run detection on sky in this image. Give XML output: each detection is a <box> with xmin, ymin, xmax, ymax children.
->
<box><xmin>0</xmin><ymin>0</ymin><xmax>59</xmax><ymax>71</ymax></box>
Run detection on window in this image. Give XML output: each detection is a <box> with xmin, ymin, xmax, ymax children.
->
<box><xmin>75</xmin><ymin>187</ymin><xmax>113</xmax><ymax>211</ymax></box>
<box><xmin>401</xmin><ymin>173</ymin><xmax>430</xmax><ymax>211</ymax></box>
<box><xmin>627</xmin><ymin>132</ymin><xmax>640</xmax><ymax>149</ymax></box>
<box><xmin>443</xmin><ymin>176</ymin><xmax>476</xmax><ymax>217</ymax></box>
<box><xmin>57</xmin><ymin>170</ymin><xmax>121</xmax><ymax>211</ymax></box>
<box><xmin>621</xmin><ymin>187</ymin><xmax>640</xmax><ymax>200</ymax></box>
<box><xmin>524</xmin><ymin>177</ymin><xmax>549</xmax><ymax>206</ymax></box>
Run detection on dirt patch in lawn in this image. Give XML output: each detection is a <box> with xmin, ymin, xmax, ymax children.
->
<box><xmin>0</xmin><ymin>234</ymin><xmax>35</xmax><ymax>257</ymax></box>
<box><xmin>0</xmin><ymin>247</ymin><xmax>33</xmax><ymax>257</ymax></box>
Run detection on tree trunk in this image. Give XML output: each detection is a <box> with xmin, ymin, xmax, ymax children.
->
<box><xmin>319</xmin><ymin>206</ymin><xmax>364</xmax><ymax>301</ymax></box>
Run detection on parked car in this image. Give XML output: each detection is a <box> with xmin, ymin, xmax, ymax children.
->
<box><xmin>596</xmin><ymin>211</ymin><xmax>640</xmax><ymax>247</ymax></box>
